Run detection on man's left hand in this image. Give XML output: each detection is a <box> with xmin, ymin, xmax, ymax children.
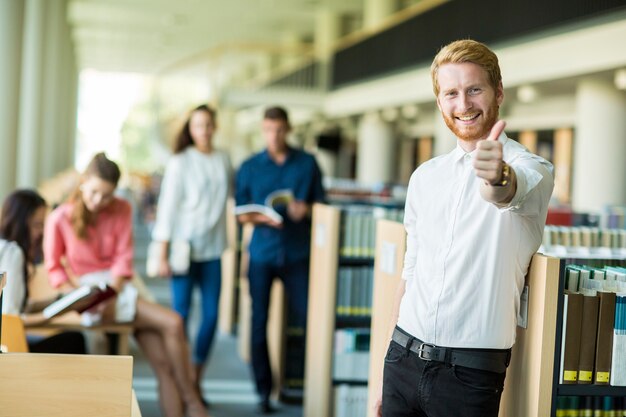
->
<box><xmin>473</xmin><ymin>120</ymin><xmax>506</xmax><ymax>185</ymax></box>
<box><xmin>287</xmin><ymin>201</ymin><xmax>309</xmax><ymax>222</ymax></box>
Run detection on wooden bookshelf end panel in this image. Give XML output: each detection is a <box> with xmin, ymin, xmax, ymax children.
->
<box><xmin>499</xmin><ymin>254</ymin><xmax>561</xmax><ymax>417</ymax></box>
<box><xmin>367</xmin><ymin>219</ymin><xmax>407</xmax><ymax>417</ymax></box>
<box><xmin>304</xmin><ymin>204</ymin><xmax>341</xmax><ymax>417</ymax></box>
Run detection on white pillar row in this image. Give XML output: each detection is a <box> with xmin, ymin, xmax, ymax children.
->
<box><xmin>17</xmin><ymin>0</ymin><xmax>47</xmax><ymax>188</ymax></box>
<box><xmin>572</xmin><ymin>77</ymin><xmax>626</xmax><ymax>212</ymax></box>
<box><xmin>0</xmin><ymin>0</ymin><xmax>24</xmax><ymax>200</ymax></box>
<box><xmin>363</xmin><ymin>0</ymin><xmax>396</xmax><ymax>30</ymax></box>
<box><xmin>356</xmin><ymin>112</ymin><xmax>395</xmax><ymax>184</ymax></box>
<box><xmin>432</xmin><ymin>110</ymin><xmax>457</xmax><ymax>157</ymax></box>
<box><xmin>39</xmin><ymin>0</ymin><xmax>65</xmax><ymax>183</ymax></box>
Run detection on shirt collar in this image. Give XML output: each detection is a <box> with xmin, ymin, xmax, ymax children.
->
<box><xmin>260</xmin><ymin>146</ymin><xmax>294</xmax><ymax>165</ymax></box>
<box><xmin>451</xmin><ymin>131</ymin><xmax>509</xmax><ymax>163</ymax></box>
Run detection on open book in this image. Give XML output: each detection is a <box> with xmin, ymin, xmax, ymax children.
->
<box><xmin>42</xmin><ymin>282</ymin><xmax>117</xmax><ymax>319</ymax></box>
<box><xmin>234</xmin><ymin>189</ymin><xmax>294</xmax><ymax>224</ymax></box>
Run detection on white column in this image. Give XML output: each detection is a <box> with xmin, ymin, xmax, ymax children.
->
<box><xmin>17</xmin><ymin>0</ymin><xmax>46</xmax><ymax>188</ymax></box>
<box><xmin>57</xmin><ymin>6</ymin><xmax>77</xmax><ymax>173</ymax></box>
<box><xmin>572</xmin><ymin>77</ymin><xmax>626</xmax><ymax>212</ymax></box>
<box><xmin>356</xmin><ymin>112</ymin><xmax>395</xmax><ymax>184</ymax></box>
<box><xmin>279</xmin><ymin>32</ymin><xmax>303</xmax><ymax>70</ymax></box>
<box><xmin>314</xmin><ymin>8</ymin><xmax>341</xmax><ymax>89</ymax></box>
<box><xmin>364</xmin><ymin>0</ymin><xmax>396</xmax><ymax>30</ymax></box>
<box><xmin>39</xmin><ymin>0</ymin><xmax>65</xmax><ymax>182</ymax></box>
<box><xmin>433</xmin><ymin>111</ymin><xmax>457</xmax><ymax>157</ymax></box>
<box><xmin>0</xmin><ymin>0</ymin><xmax>24</xmax><ymax>199</ymax></box>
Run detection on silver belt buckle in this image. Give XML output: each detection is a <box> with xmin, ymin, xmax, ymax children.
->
<box><xmin>417</xmin><ymin>342</ymin><xmax>436</xmax><ymax>361</ymax></box>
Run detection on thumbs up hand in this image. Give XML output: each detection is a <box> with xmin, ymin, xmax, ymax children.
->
<box><xmin>473</xmin><ymin>120</ymin><xmax>506</xmax><ymax>185</ymax></box>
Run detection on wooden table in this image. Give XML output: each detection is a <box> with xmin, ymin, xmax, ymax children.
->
<box><xmin>25</xmin><ymin>311</ymin><xmax>134</xmax><ymax>355</ymax></box>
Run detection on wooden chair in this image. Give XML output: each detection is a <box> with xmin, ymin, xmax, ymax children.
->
<box><xmin>1</xmin><ymin>314</ymin><xmax>29</xmax><ymax>352</ymax></box>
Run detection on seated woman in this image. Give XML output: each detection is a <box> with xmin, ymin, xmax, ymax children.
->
<box><xmin>43</xmin><ymin>153</ymin><xmax>209</xmax><ymax>417</ymax></box>
<box><xmin>0</xmin><ymin>189</ymin><xmax>86</xmax><ymax>353</ymax></box>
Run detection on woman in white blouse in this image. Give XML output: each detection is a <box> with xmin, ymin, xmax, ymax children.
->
<box><xmin>152</xmin><ymin>104</ymin><xmax>231</xmax><ymax>406</ymax></box>
<box><xmin>0</xmin><ymin>189</ymin><xmax>85</xmax><ymax>353</ymax></box>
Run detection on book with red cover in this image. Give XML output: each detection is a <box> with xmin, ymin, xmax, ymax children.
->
<box><xmin>42</xmin><ymin>283</ymin><xmax>117</xmax><ymax>319</ymax></box>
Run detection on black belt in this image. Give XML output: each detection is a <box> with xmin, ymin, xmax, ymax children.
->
<box><xmin>392</xmin><ymin>327</ymin><xmax>510</xmax><ymax>373</ymax></box>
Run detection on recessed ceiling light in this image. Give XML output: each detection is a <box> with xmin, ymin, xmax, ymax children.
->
<box><xmin>517</xmin><ymin>84</ymin><xmax>538</xmax><ymax>103</ymax></box>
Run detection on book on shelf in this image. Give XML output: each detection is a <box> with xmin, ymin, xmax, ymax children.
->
<box><xmin>42</xmin><ymin>282</ymin><xmax>117</xmax><ymax>319</ymax></box>
<box><xmin>560</xmin><ymin>291</ymin><xmax>584</xmax><ymax>384</ymax></box>
<box><xmin>336</xmin><ymin>266</ymin><xmax>373</xmax><ymax>317</ymax></box>
<box><xmin>233</xmin><ymin>189</ymin><xmax>294</xmax><ymax>224</ymax></box>
<box><xmin>557</xmin><ymin>396</ymin><xmax>626</xmax><ymax>416</ymax></box>
<box><xmin>333</xmin><ymin>328</ymin><xmax>370</xmax><ymax>381</ymax></box>
<box><xmin>333</xmin><ymin>385</ymin><xmax>368</xmax><ymax>417</ymax></box>
<box><xmin>594</xmin><ymin>291</ymin><xmax>616</xmax><ymax>384</ymax></box>
<box><xmin>577</xmin><ymin>294</ymin><xmax>600</xmax><ymax>384</ymax></box>
<box><xmin>610</xmin><ymin>294</ymin><xmax>626</xmax><ymax>386</ymax></box>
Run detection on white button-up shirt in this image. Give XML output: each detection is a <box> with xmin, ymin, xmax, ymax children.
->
<box><xmin>152</xmin><ymin>147</ymin><xmax>231</xmax><ymax>262</ymax></box>
<box><xmin>397</xmin><ymin>133</ymin><xmax>554</xmax><ymax>349</ymax></box>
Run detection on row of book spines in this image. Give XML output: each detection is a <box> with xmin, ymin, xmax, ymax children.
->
<box><xmin>333</xmin><ymin>385</ymin><xmax>368</xmax><ymax>417</ymax></box>
<box><xmin>544</xmin><ymin>226</ymin><xmax>626</xmax><ymax>249</ymax></box>
<box><xmin>336</xmin><ymin>266</ymin><xmax>373</xmax><ymax>317</ymax></box>
<box><xmin>561</xmin><ymin>292</ymin><xmax>626</xmax><ymax>385</ymax></box>
<box><xmin>338</xmin><ymin>205</ymin><xmax>403</xmax><ymax>258</ymax></box>
<box><xmin>565</xmin><ymin>265</ymin><xmax>626</xmax><ymax>295</ymax></box>
<box><xmin>334</xmin><ymin>328</ymin><xmax>371</xmax><ymax>353</ymax></box>
<box><xmin>556</xmin><ymin>396</ymin><xmax>626</xmax><ymax>417</ymax></box>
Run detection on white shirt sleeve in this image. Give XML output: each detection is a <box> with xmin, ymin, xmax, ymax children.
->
<box><xmin>500</xmin><ymin>153</ymin><xmax>554</xmax><ymax>217</ymax></box>
<box><xmin>401</xmin><ymin>172</ymin><xmax>418</xmax><ymax>281</ymax></box>
<box><xmin>1</xmin><ymin>242</ymin><xmax>26</xmax><ymax>315</ymax></box>
<box><xmin>152</xmin><ymin>156</ymin><xmax>184</xmax><ymax>242</ymax></box>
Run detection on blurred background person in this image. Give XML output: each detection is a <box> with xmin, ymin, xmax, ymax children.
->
<box><xmin>44</xmin><ymin>152</ymin><xmax>210</xmax><ymax>417</ymax></box>
<box><xmin>152</xmin><ymin>104</ymin><xmax>232</xmax><ymax>406</ymax></box>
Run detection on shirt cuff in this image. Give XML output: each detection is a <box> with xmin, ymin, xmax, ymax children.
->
<box><xmin>498</xmin><ymin>165</ymin><xmax>542</xmax><ymax>212</ymax></box>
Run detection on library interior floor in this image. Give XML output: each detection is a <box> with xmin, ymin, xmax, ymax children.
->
<box><xmin>131</xmin><ymin>224</ymin><xmax>302</xmax><ymax>417</ymax></box>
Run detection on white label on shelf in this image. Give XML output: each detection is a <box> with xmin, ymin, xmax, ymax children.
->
<box><xmin>315</xmin><ymin>223</ymin><xmax>326</xmax><ymax>248</ymax></box>
<box><xmin>517</xmin><ymin>285</ymin><xmax>529</xmax><ymax>329</ymax></box>
<box><xmin>380</xmin><ymin>241</ymin><xmax>396</xmax><ymax>275</ymax></box>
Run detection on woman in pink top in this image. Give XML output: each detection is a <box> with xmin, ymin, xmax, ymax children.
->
<box><xmin>44</xmin><ymin>153</ymin><xmax>209</xmax><ymax>417</ymax></box>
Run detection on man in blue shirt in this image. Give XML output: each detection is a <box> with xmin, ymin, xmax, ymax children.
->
<box><xmin>235</xmin><ymin>106</ymin><xmax>325</xmax><ymax>413</ymax></box>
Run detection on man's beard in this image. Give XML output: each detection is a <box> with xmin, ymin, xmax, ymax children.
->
<box><xmin>442</xmin><ymin>103</ymin><xmax>499</xmax><ymax>142</ymax></box>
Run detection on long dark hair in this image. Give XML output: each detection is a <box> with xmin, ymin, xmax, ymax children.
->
<box><xmin>174</xmin><ymin>104</ymin><xmax>217</xmax><ymax>154</ymax></box>
<box><xmin>69</xmin><ymin>152</ymin><xmax>121</xmax><ymax>239</ymax></box>
<box><xmin>0</xmin><ymin>189</ymin><xmax>47</xmax><ymax>309</ymax></box>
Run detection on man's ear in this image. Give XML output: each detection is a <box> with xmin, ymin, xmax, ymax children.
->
<box><xmin>496</xmin><ymin>82</ymin><xmax>504</xmax><ymax>106</ymax></box>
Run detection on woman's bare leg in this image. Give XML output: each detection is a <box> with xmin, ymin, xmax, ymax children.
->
<box><xmin>134</xmin><ymin>329</ymin><xmax>184</xmax><ymax>417</ymax></box>
<box><xmin>133</xmin><ymin>299</ymin><xmax>209</xmax><ymax>417</ymax></box>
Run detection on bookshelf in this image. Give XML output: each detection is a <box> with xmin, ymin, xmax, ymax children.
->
<box><xmin>499</xmin><ymin>254</ymin><xmax>626</xmax><ymax>417</ymax></box>
<box><xmin>304</xmin><ymin>204</ymin><xmax>403</xmax><ymax>417</ymax></box>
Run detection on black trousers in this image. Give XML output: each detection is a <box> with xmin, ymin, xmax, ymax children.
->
<box><xmin>382</xmin><ymin>340</ymin><xmax>506</xmax><ymax>417</ymax></box>
<box><xmin>248</xmin><ymin>258</ymin><xmax>309</xmax><ymax>401</ymax></box>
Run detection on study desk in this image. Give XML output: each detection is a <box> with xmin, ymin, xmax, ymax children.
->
<box><xmin>0</xmin><ymin>353</ymin><xmax>134</xmax><ymax>417</ymax></box>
